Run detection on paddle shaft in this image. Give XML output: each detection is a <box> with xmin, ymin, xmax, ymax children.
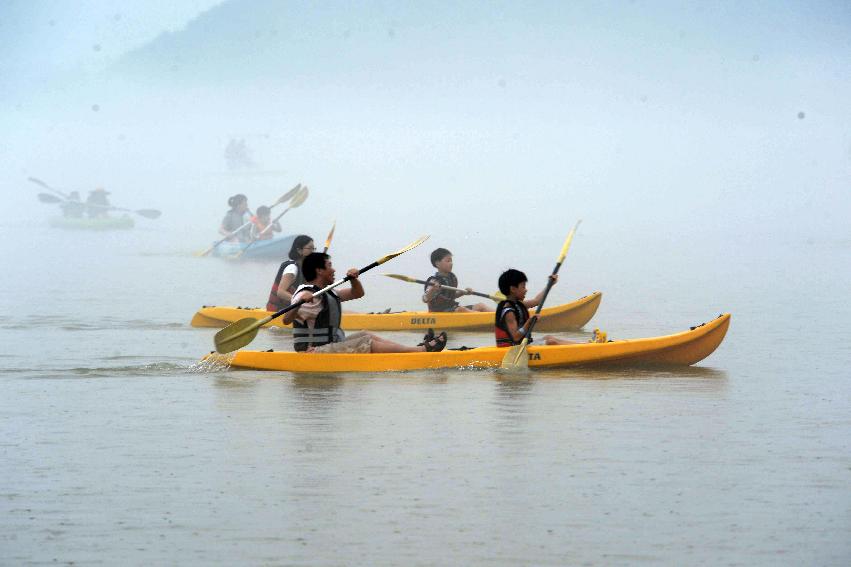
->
<box><xmin>39</xmin><ymin>191</ymin><xmax>159</xmax><ymax>218</ymax></box>
<box><xmin>29</xmin><ymin>177</ymin><xmax>69</xmax><ymax>199</ymax></box>
<box><xmin>525</xmin><ymin>221</ymin><xmax>581</xmax><ymax>339</ymax></box>
<box><xmin>417</xmin><ymin>278</ymin><xmax>496</xmax><ymax>301</ymax></box>
<box><xmin>499</xmin><ymin>221</ymin><xmax>581</xmax><ymax>370</ymax></box>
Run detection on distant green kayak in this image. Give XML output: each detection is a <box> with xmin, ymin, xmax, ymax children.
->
<box><xmin>49</xmin><ymin>216</ymin><xmax>135</xmax><ymax>230</ymax></box>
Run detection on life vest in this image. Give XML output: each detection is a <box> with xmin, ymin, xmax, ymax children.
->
<box><xmin>266</xmin><ymin>260</ymin><xmax>304</xmax><ymax>311</ymax></box>
<box><xmin>251</xmin><ymin>216</ymin><xmax>273</xmax><ymax>240</ymax></box>
<box><xmin>494</xmin><ymin>299</ymin><xmax>531</xmax><ymax>347</ymax></box>
<box><xmin>291</xmin><ymin>284</ymin><xmax>345</xmax><ymax>351</ymax></box>
<box><xmin>424</xmin><ymin>271</ymin><xmax>459</xmax><ymax>312</ymax></box>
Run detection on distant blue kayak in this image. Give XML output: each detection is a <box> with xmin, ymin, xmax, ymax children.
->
<box><xmin>211</xmin><ymin>234</ymin><xmax>296</xmax><ymax>261</ymax></box>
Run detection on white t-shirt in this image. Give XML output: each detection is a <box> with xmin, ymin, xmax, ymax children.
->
<box><xmin>283</xmin><ymin>263</ymin><xmax>299</xmax><ymax>278</ymax></box>
<box><xmin>291</xmin><ymin>287</ymin><xmax>324</xmax><ymax>325</ymax></box>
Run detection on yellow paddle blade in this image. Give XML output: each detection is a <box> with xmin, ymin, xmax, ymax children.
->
<box><xmin>500</xmin><ymin>338</ymin><xmax>530</xmax><ymax>371</ymax></box>
<box><xmin>289</xmin><ymin>186</ymin><xmax>309</xmax><ymax>208</ymax></box>
<box><xmin>215</xmin><ymin>317</ymin><xmax>265</xmax><ymax>354</ymax></box>
<box><xmin>557</xmin><ymin>220</ymin><xmax>582</xmax><ymax>263</ymax></box>
<box><xmin>376</xmin><ymin>235</ymin><xmax>429</xmax><ymax>265</ymax></box>
<box><xmin>491</xmin><ymin>291</ymin><xmax>507</xmax><ymax>302</ymax></box>
<box><xmin>324</xmin><ymin>220</ymin><xmax>336</xmax><ymax>251</ymax></box>
<box><xmin>276</xmin><ymin>183</ymin><xmax>302</xmax><ymax>205</ymax></box>
<box><xmin>384</xmin><ymin>273</ymin><xmax>417</xmax><ymax>283</ymax></box>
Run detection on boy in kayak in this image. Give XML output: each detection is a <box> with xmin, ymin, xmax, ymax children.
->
<box><xmin>250</xmin><ymin>205</ymin><xmax>281</xmax><ymax>240</ymax></box>
<box><xmin>494</xmin><ymin>268</ymin><xmax>576</xmax><ymax>347</ymax></box>
<box><xmin>422</xmin><ymin>248</ymin><xmax>490</xmax><ymax>312</ymax></box>
<box><xmin>284</xmin><ymin>252</ymin><xmax>448</xmax><ymax>353</ymax></box>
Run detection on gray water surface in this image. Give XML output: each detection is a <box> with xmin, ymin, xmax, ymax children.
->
<box><xmin>1</xmin><ymin>223</ymin><xmax>849</xmax><ymax>565</ymax></box>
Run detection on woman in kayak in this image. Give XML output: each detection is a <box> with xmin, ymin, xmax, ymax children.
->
<box><xmin>422</xmin><ymin>248</ymin><xmax>490</xmax><ymax>313</ymax></box>
<box><xmin>266</xmin><ymin>234</ymin><xmax>314</xmax><ymax>311</ymax></box>
<box><xmin>249</xmin><ymin>206</ymin><xmax>281</xmax><ymax>241</ymax></box>
<box><xmin>284</xmin><ymin>252</ymin><xmax>447</xmax><ymax>353</ymax></box>
<box><xmin>219</xmin><ymin>194</ymin><xmax>251</xmax><ymax>243</ymax></box>
<box><xmin>494</xmin><ymin>268</ymin><xmax>577</xmax><ymax>346</ymax></box>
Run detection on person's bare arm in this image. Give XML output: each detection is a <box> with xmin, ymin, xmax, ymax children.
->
<box><xmin>523</xmin><ymin>274</ymin><xmax>558</xmax><ymax>308</ymax></box>
<box><xmin>276</xmin><ymin>273</ymin><xmax>296</xmax><ymax>303</ymax></box>
<box><xmin>337</xmin><ymin>269</ymin><xmax>364</xmax><ymax>301</ymax></box>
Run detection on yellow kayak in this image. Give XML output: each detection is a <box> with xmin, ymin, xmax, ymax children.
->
<box><xmin>191</xmin><ymin>292</ymin><xmax>602</xmax><ymax>332</ymax></box>
<box><xmin>202</xmin><ymin>313</ymin><xmax>730</xmax><ymax>373</ymax></box>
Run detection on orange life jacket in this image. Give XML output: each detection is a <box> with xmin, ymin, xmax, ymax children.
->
<box><xmin>494</xmin><ymin>299</ymin><xmax>531</xmax><ymax>347</ymax></box>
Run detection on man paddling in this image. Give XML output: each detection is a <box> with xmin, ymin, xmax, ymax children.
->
<box><xmin>284</xmin><ymin>252</ymin><xmax>448</xmax><ymax>353</ymax></box>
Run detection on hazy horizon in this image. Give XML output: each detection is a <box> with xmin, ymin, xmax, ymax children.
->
<box><xmin>3</xmin><ymin>0</ymin><xmax>850</xmax><ymax>248</ymax></box>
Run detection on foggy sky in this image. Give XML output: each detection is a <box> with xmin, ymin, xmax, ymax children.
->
<box><xmin>2</xmin><ymin>0</ymin><xmax>850</xmax><ymax>255</ymax></box>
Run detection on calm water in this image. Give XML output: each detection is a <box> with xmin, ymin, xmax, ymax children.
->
<box><xmin>1</xmin><ymin>219</ymin><xmax>849</xmax><ymax>565</ymax></box>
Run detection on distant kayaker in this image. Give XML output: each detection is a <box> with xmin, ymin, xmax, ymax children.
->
<box><xmin>422</xmin><ymin>248</ymin><xmax>490</xmax><ymax>313</ymax></box>
<box><xmin>495</xmin><ymin>268</ymin><xmax>574</xmax><ymax>346</ymax></box>
<box><xmin>61</xmin><ymin>191</ymin><xmax>85</xmax><ymax>218</ymax></box>
<box><xmin>219</xmin><ymin>194</ymin><xmax>251</xmax><ymax>243</ymax></box>
<box><xmin>250</xmin><ymin>206</ymin><xmax>281</xmax><ymax>241</ymax></box>
<box><xmin>284</xmin><ymin>252</ymin><xmax>448</xmax><ymax>353</ymax></box>
<box><xmin>266</xmin><ymin>235</ymin><xmax>314</xmax><ymax>311</ymax></box>
<box><xmin>86</xmin><ymin>187</ymin><xmax>111</xmax><ymax>218</ymax></box>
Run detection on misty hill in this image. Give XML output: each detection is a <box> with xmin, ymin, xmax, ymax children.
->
<box><xmin>111</xmin><ymin>0</ymin><xmax>457</xmax><ymax>85</ymax></box>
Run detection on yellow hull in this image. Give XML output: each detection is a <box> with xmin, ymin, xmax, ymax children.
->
<box><xmin>202</xmin><ymin>313</ymin><xmax>730</xmax><ymax>373</ymax></box>
<box><xmin>191</xmin><ymin>292</ymin><xmax>602</xmax><ymax>332</ymax></box>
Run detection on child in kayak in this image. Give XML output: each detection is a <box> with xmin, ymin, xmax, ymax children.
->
<box><xmin>250</xmin><ymin>206</ymin><xmax>281</xmax><ymax>241</ymax></box>
<box><xmin>267</xmin><ymin>235</ymin><xmax>314</xmax><ymax>311</ymax></box>
<box><xmin>422</xmin><ymin>248</ymin><xmax>490</xmax><ymax>313</ymax></box>
<box><xmin>284</xmin><ymin>252</ymin><xmax>448</xmax><ymax>353</ymax></box>
<box><xmin>219</xmin><ymin>194</ymin><xmax>251</xmax><ymax>243</ymax></box>
<box><xmin>494</xmin><ymin>268</ymin><xmax>576</xmax><ymax>347</ymax></box>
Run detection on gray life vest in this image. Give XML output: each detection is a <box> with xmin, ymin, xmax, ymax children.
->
<box><xmin>292</xmin><ymin>284</ymin><xmax>345</xmax><ymax>351</ymax></box>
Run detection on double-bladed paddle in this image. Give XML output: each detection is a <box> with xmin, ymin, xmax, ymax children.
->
<box><xmin>500</xmin><ymin>220</ymin><xmax>582</xmax><ymax>371</ymax></box>
<box><xmin>230</xmin><ymin>186</ymin><xmax>309</xmax><ymax>259</ymax></box>
<box><xmin>36</xmin><ymin>191</ymin><xmax>161</xmax><ymax>219</ymax></box>
<box><xmin>28</xmin><ymin>176</ymin><xmax>69</xmax><ymax>199</ymax></box>
<box><xmin>383</xmin><ymin>273</ymin><xmax>506</xmax><ymax>302</ymax></box>
<box><xmin>214</xmin><ymin>235</ymin><xmax>430</xmax><ymax>353</ymax></box>
<box><xmin>197</xmin><ymin>183</ymin><xmax>302</xmax><ymax>257</ymax></box>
